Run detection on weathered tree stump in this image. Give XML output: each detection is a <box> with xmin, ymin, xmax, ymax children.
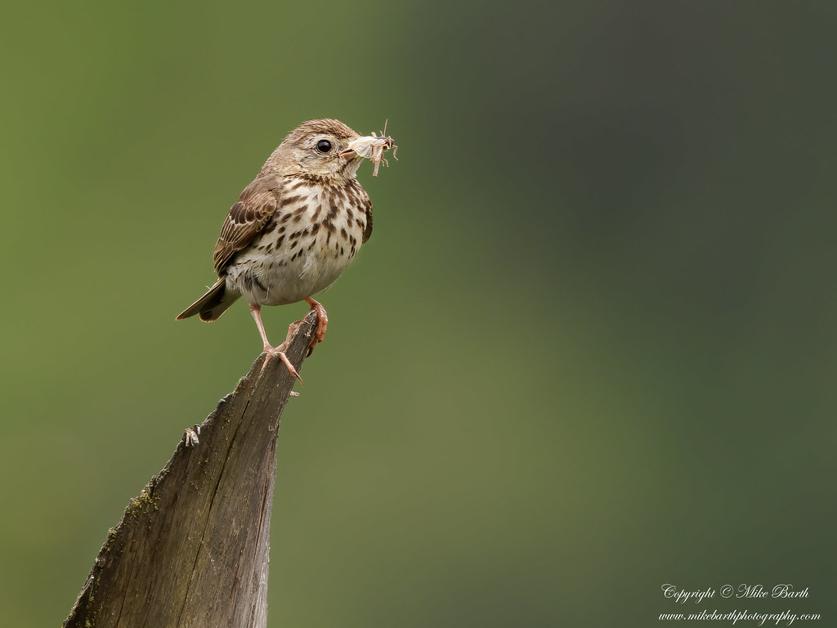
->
<box><xmin>64</xmin><ymin>313</ymin><xmax>316</xmax><ymax>628</ymax></box>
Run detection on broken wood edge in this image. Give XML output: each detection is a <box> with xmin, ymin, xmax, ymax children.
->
<box><xmin>63</xmin><ymin>312</ymin><xmax>317</xmax><ymax>628</ymax></box>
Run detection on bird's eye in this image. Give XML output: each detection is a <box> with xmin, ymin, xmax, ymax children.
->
<box><xmin>316</xmin><ymin>139</ymin><xmax>332</xmax><ymax>153</ymax></box>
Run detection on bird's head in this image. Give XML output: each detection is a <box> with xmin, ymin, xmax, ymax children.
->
<box><xmin>266</xmin><ymin>118</ymin><xmax>395</xmax><ymax>180</ymax></box>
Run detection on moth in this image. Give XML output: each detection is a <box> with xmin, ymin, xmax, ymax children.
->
<box><xmin>344</xmin><ymin>120</ymin><xmax>398</xmax><ymax>176</ymax></box>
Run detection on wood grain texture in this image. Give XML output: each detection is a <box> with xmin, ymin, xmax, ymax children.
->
<box><xmin>64</xmin><ymin>313</ymin><xmax>316</xmax><ymax>628</ymax></box>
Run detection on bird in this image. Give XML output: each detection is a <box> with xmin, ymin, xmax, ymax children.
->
<box><xmin>176</xmin><ymin>118</ymin><xmax>394</xmax><ymax>379</ymax></box>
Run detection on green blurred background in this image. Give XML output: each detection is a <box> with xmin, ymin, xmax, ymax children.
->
<box><xmin>2</xmin><ymin>1</ymin><xmax>836</xmax><ymax>626</ymax></box>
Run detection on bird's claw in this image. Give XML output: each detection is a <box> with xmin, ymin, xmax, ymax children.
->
<box><xmin>307</xmin><ymin>324</ymin><xmax>327</xmax><ymax>355</ymax></box>
<box><xmin>304</xmin><ymin>298</ymin><xmax>329</xmax><ymax>356</ymax></box>
<box><xmin>262</xmin><ymin>346</ymin><xmax>303</xmax><ymax>383</ymax></box>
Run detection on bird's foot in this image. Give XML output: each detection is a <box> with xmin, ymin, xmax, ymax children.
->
<box><xmin>262</xmin><ymin>342</ymin><xmax>303</xmax><ymax>382</ymax></box>
<box><xmin>304</xmin><ymin>297</ymin><xmax>328</xmax><ymax>356</ymax></box>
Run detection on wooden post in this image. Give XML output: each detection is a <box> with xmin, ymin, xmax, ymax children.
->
<box><xmin>64</xmin><ymin>313</ymin><xmax>316</xmax><ymax>628</ymax></box>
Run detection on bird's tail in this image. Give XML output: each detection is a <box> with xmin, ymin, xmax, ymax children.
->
<box><xmin>176</xmin><ymin>278</ymin><xmax>240</xmax><ymax>322</ymax></box>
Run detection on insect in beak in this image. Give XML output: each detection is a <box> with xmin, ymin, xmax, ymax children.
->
<box><xmin>344</xmin><ymin>120</ymin><xmax>398</xmax><ymax>176</ymax></box>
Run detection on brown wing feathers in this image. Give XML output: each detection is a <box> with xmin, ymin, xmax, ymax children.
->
<box><xmin>212</xmin><ymin>176</ymin><xmax>282</xmax><ymax>274</ymax></box>
<box><xmin>175</xmin><ymin>176</ymin><xmax>282</xmax><ymax>321</ymax></box>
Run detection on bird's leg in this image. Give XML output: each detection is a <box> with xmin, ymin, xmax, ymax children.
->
<box><xmin>304</xmin><ymin>297</ymin><xmax>329</xmax><ymax>356</ymax></box>
<box><xmin>249</xmin><ymin>303</ymin><xmax>302</xmax><ymax>381</ymax></box>
<box><xmin>249</xmin><ymin>303</ymin><xmax>273</xmax><ymax>352</ymax></box>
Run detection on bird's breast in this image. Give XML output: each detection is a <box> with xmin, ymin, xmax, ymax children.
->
<box><xmin>228</xmin><ymin>179</ymin><xmax>370</xmax><ymax>305</ymax></box>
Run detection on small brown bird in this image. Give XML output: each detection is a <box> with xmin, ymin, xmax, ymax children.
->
<box><xmin>177</xmin><ymin>119</ymin><xmax>395</xmax><ymax>378</ymax></box>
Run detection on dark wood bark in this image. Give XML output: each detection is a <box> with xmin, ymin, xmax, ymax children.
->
<box><xmin>64</xmin><ymin>313</ymin><xmax>316</xmax><ymax>628</ymax></box>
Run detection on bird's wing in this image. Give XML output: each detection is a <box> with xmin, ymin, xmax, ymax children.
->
<box><xmin>213</xmin><ymin>175</ymin><xmax>283</xmax><ymax>274</ymax></box>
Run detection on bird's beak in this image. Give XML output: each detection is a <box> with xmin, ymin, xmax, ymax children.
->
<box><xmin>338</xmin><ymin>147</ymin><xmax>357</xmax><ymax>159</ymax></box>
